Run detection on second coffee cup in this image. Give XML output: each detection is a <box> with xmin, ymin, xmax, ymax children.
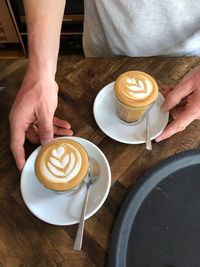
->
<box><xmin>114</xmin><ymin>71</ymin><xmax>158</xmax><ymax>123</ymax></box>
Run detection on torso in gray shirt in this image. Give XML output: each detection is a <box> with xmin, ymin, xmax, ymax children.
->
<box><xmin>83</xmin><ymin>0</ymin><xmax>200</xmax><ymax>57</ymax></box>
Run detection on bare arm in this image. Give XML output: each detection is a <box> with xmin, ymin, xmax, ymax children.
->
<box><xmin>24</xmin><ymin>0</ymin><xmax>66</xmax><ymax>76</ymax></box>
<box><xmin>9</xmin><ymin>0</ymin><xmax>73</xmax><ymax>171</ymax></box>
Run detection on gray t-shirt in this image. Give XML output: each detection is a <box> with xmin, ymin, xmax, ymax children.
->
<box><xmin>83</xmin><ymin>0</ymin><xmax>200</xmax><ymax>57</ymax></box>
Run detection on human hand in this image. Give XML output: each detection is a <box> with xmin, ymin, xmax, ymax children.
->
<box><xmin>25</xmin><ymin>116</ymin><xmax>72</xmax><ymax>144</ymax></box>
<box><xmin>9</xmin><ymin>71</ymin><xmax>73</xmax><ymax>171</ymax></box>
<box><xmin>155</xmin><ymin>66</ymin><xmax>200</xmax><ymax>142</ymax></box>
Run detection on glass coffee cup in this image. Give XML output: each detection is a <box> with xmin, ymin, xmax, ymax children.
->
<box><xmin>114</xmin><ymin>71</ymin><xmax>158</xmax><ymax>123</ymax></box>
<box><xmin>34</xmin><ymin>138</ymin><xmax>89</xmax><ymax>192</ymax></box>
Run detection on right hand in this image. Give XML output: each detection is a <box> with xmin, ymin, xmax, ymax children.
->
<box><xmin>9</xmin><ymin>70</ymin><xmax>73</xmax><ymax>171</ymax></box>
<box><xmin>156</xmin><ymin>65</ymin><xmax>200</xmax><ymax>142</ymax></box>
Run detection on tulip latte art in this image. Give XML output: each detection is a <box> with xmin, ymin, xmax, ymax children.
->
<box><xmin>114</xmin><ymin>71</ymin><xmax>158</xmax><ymax>122</ymax></box>
<box><xmin>35</xmin><ymin>139</ymin><xmax>89</xmax><ymax>191</ymax></box>
<box><xmin>125</xmin><ymin>77</ymin><xmax>153</xmax><ymax>100</ymax></box>
<box><xmin>114</xmin><ymin>71</ymin><xmax>158</xmax><ymax>107</ymax></box>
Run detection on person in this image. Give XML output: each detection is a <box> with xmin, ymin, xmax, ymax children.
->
<box><xmin>9</xmin><ymin>0</ymin><xmax>200</xmax><ymax>171</ymax></box>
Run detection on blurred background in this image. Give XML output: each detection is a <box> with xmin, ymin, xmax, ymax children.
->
<box><xmin>0</xmin><ymin>0</ymin><xmax>84</xmax><ymax>57</ymax></box>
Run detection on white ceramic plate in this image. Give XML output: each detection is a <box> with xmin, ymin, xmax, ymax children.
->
<box><xmin>93</xmin><ymin>82</ymin><xmax>169</xmax><ymax>144</ymax></box>
<box><xmin>20</xmin><ymin>137</ymin><xmax>111</xmax><ymax>226</ymax></box>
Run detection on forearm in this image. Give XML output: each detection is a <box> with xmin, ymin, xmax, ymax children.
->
<box><xmin>24</xmin><ymin>0</ymin><xmax>66</xmax><ymax>77</ymax></box>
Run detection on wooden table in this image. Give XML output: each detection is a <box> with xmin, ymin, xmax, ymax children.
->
<box><xmin>1</xmin><ymin>56</ymin><xmax>200</xmax><ymax>267</ymax></box>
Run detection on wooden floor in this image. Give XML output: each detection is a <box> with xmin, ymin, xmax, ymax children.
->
<box><xmin>1</xmin><ymin>55</ymin><xmax>200</xmax><ymax>267</ymax></box>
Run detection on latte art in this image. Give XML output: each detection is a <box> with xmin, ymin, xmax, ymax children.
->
<box><xmin>114</xmin><ymin>71</ymin><xmax>158</xmax><ymax>108</ymax></box>
<box><xmin>44</xmin><ymin>144</ymin><xmax>82</xmax><ymax>183</ymax></box>
<box><xmin>125</xmin><ymin>77</ymin><xmax>153</xmax><ymax>100</ymax></box>
<box><xmin>114</xmin><ymin>71</ymin><xmax>158</xmax><ymax>123</ymax></box>
<box><xmin>35</xmin><ymin>139</ymin><xmax>89</xmax><ymax>191</ymax></box>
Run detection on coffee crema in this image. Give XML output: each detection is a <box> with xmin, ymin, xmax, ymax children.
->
<box><xmin>114</xmin><ymin>71</ymin><xmax>158</xmax><ymax>107</ymax></box>
<box><xmin>35</xmin><ymin>139</ymin><xmax>89</xmax><ymax>191</ymax></box>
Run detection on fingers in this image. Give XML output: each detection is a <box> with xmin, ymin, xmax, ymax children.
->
<box><xmin>37</xmin><ymin>114</ymin><xmax>54</xmax><ymax>145</ymax></box>
<box><xmin>10</xmin><ymin>126</ymin><xmax>26</xmax><ymax>171</ymax></box>
<box><xmin>155</xmin><ymin>106</ymin><xmax>196</xmax><ymax>142</ymax></box>
<box><xmin>161</xmin><ymin>80</ymin><xmax>193</xmax><ymax>112</ymax></box>
<box><xmin>53</xmin><ymin>117</ymin><xmax>73</xmax><ymax>135</ymax></box>
<box><xmin>53</xmin><ymin>117</ymin><xmax>71</xmax><ymax>129</ymax></box>
<box><xmin>38</xmin><ymin>121</ymin><xmax>54</xmax><ymax>145</ymax></box>
<box><xmin>160</xmin><ymin>85</ymin><xmax>175</xmax><ymax>98</ymax></box>
<box><xmin>53</xmin><ymin>125</ymin><xmax>73</xmax><ymax>136</ymax></box>
<box><xmin>170</xmin><ymin>106</ymin><xmax>185</xmax><ymax>120</ymax></box>
<box><xmin>26</xmin><ymin>117</ymin><xmax>73</xmax><ymax>144</ymax></box>
<box><xmin>25</xmin><ymin>124</ymin><xmax>40</xmax><ymax>144</ymax></box>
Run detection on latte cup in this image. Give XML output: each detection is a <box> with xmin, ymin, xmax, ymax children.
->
<box><xmin>34</xmin><ymin>138</ymin><xmax>89</xmax><ymax>192</ymax></box>
<box><xmin>114</xmin><ymin>71</ymin><xmax>158</xmax><ymax>123</ymax></box>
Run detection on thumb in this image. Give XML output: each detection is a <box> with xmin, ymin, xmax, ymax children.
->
<box><xmin>10</xmin><ymin>126</ymin><xmax>26</xmax><ymax>171</ymax></box>
<box><xmin>155</xmin><ymin>106</ymin><xmax>195</xmax><ymax>142</ymax></box>
<box><xmin>38</xmin><ymin>117</ymin><xmax>54</xmax><ymax>145</ymax></box>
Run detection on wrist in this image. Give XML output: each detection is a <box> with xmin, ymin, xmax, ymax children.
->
<box><xmin>26</xmin><ymin>58</ymin><xmax>57</xmax><ymax>80</ymax></box>
<box><xmin>28</xmin><ymin>59</ymin><xmax>56</xmax><ymax>77</ymax></box>
<box><xmin>23</xmin><ymin>67</ymin><xmax>58</xmax><ymax>92</ymax></box>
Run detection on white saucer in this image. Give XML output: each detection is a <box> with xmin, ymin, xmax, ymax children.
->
<box><xmin>93</xmin><ymin>82</ymin><xmax>169</xmax><ymax>144</ymax></box>
<box><xmin>20</xmin><ymin>137</ymin><xmax>111</xmax><ymax>226</ymax></box>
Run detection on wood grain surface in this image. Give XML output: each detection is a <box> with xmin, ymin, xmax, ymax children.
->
<box><xmin>1</xmin><ymin>56</ymin><xmax>200</xmax><ymax>267</ymax></box>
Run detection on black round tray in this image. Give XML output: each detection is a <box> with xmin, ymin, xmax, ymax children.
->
<box><xmin>108</xmin><ymin>149</ymin><xmax>200</xmax><ymax>267</ymax></box>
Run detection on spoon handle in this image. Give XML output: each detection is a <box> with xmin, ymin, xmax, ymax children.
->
<box><xmin>74</xmin><ymin>186</ymin><xmax>89</xmax><ymax>250</ymax></box>
<box><xmin>146</xmin><ymin>109</ymin><xmax>152</xmax><ymax>150</ymax></box>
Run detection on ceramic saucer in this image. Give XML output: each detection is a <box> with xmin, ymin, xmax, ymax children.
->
<box><xmin>20</xmin><ymin>137</ymin><xmax>111</xmax><ymax>226</ymax></box>
<box><xmin>93</xmin><ymin>82</ymin><xmax>169</xmax><ymax>144</ymax></box>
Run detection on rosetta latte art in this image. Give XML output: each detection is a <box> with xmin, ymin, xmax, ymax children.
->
<box><xmin>125</xmin><ymin>77</ymin><xmax>153</xmax><ymax>100</ymax></box>
<box><xmin>42</xmin><ymin>144</ymin><xmax>82</xmax><ymax>183</ymax></box>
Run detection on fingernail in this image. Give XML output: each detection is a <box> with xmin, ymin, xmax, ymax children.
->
<box><xmin>41</xmin><ymin>141</ymin><xmax>47</xmax><ymax>146</ymax></box>
<box><xmin>155</xmin><ymin>137</ymin><xmax>162</xmax><ymax>142</ymax></box>
<box><xmin>41</xmin><ymin>139</ymin><xmax>51</xmax><ymax>146</ymax></box>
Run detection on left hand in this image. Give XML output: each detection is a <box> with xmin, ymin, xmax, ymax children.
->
<box><xmin>25</xmin><ymin>116</ymin><xmax>73</xmax><ymax>144</ymax></box>
<box><xmin>155</xmin><ymin>66</ymin><xmax>200</xmax><ymax>142</ymax></box>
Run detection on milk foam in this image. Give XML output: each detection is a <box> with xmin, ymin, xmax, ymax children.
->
<box><xmin>125</xmin><ymin>77</ymin><xmax>153</xmax><ymax>100</ymax></box>
<box><xmin>41</xmin><ymin>144</ymin><xmax>82</xmax><ymax>183</ymax></box>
